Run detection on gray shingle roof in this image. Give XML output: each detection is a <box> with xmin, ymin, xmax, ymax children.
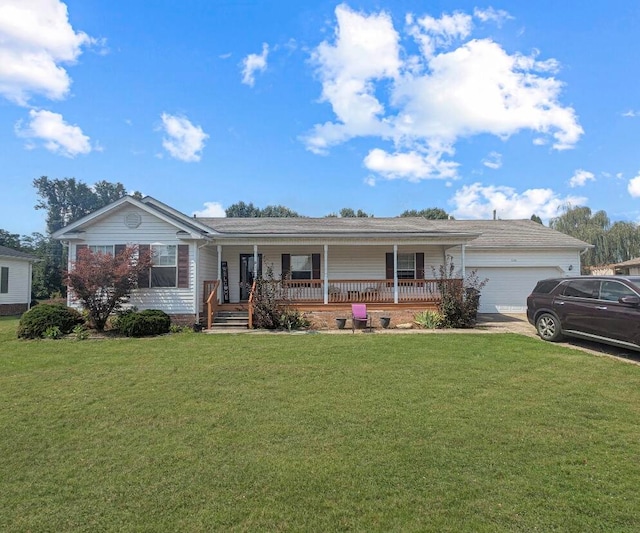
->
<box><xmin>612</xmin><ymin>257</ymin><xmax>640</xmax><ymax>268</ymax></box>
<box><xmin>195</xmin><ymin>217</ymin><xmax>590</xmax><ymax>249</ymax></box>
<box><xmin>0</xmin><ymin>245</ymin><xmax>39</xmax><ymax>261</ymax></box>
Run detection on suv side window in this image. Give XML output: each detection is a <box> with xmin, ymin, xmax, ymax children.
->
<box><xmin>562</xmin><ymin>279</ymin><xmax>599</xmax><ymax>299</ymax></box>
<box><xmin>599</xmin><ymin>280</ymin><xmax>637</xmax><ymax>302</ymax></box>
<box><xmin>532</xmin><ymin>279</ymin><xmax>561</xmax><ymax>294</ymax></box>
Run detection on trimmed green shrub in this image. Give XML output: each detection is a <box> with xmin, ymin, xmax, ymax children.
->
<box><xmin>115</xmin><ymin>309</ymin><xmax>171</xmax><ymax>337</ymax></box>
<box><xmin>17</xmin><ymin>304</ymin><xmax>84</xmax><ymax>339</ymax></box>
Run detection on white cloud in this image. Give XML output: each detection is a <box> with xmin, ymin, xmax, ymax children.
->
<box><xmin>0</xmin><ymin>0</ymin><xmax>95</xmax><ymax>105</ymax></box>
<box><xmin>622</xmin><ymin>110</ymin><xmax>640</xmax><ymax>117</ymax></box>
<box><xmin>192</xmin><ymin>201</ymin><xmax>226</xmax><ymax>217</ymax></box>
<box><xmin>473</xmin><ymin>7</ymin><xmax>513</xmax><ymax>26</ymax></box>
<box><xmin>160</xmin><ymin>113</ymin><xmax>208</xmax><ymax>162</ymax></box>
<box><xmin>408</xmin><ymin>11</ymin><xmax>472</xmax><ymax>59</ymax></box>
<box><xmin>15</xmin><ymin>108</ymin><xmax>92</xmax><ymax>157</ymax></box>
<box><xmin>241</xmin><ymin>43</ymin><xmax>268</xmax><ymax>87</ymax></box>
<box><xmin>304</xmin><ymin>5</ymin><xmax>583</xmax><ymax>182</ymax></box>
<box><xmin>569</xmin><ymin>169</ymin><xmax>595</xmax><ymax>188</ymax></box>
<box><xmin>450</xmin><ymin>182</ymin><xmax>587</xmax><ymax>221</ymax></box>
<box><xmin>364</xmin><ymin>147</ymin><xmax>458</xmax><ymax>182</ymax></box>
<box><xmin>628</xmin><ymin>173</ymin><xmax>640</xmax><ymax>198</ymax></box>
<box><xmin>482</xmin><ymin>151</ymin><xmax>502</xmax><ymax>169</ymax></box>
<box><xmin>303</xmin><ymin>4</ymin><xmax>400</xmax><ymax>154</ymax></box>
<box><xmin>363</xmin><ymin>175</ymin><xmax>376</xmax><ymax>187</ymax></box>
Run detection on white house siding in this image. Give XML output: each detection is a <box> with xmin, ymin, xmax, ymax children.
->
<box><xmin>216</xmin><ymin>243</ymin><xmax>454</xmax><ymax>303</ymax></box>
<box><xmin>466</xmin><ymin>249</ymin><xmax>581</xmax><ymax>313</ymax></box>
<box><xmin>0</xmin><ymin>258</ymin><xmax>31</xmax><ymax>305</ymax></box>
<box><xmin>198</xmin><ymin>246</ymin><xmax>218</xmax><ymax>313</ymax></box>
<box><xmin>69</xmin><ymin>206</ymin><xmax>199</xmax><ymax>316</ymax></box>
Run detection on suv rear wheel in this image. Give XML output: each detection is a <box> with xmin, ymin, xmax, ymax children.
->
<box><xmin>536</xmin><ymin>313</ymin><xmax>563</xmax><ymax>341</ymax></box>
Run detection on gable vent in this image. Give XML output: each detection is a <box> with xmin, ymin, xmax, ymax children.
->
<box><xmin>124</xmin><ymin>212</ymin><xmax>142</xmax><ymax>229</ymax></box>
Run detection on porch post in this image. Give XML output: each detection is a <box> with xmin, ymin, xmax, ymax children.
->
<box><xmin>393</xmin><ymin>244</ymin><xmax>399</xmax><ymax>304</ymax></box>
<box><xmin>217</xmin><ymin>245</ymin><xmax>222</xmax><ymax>304</ymax></box>
<box><xmin>253</xmin><ymin>245</ymin><xmax>258</xmax><ymax>279</ymax></box>
<box><xmin>323</xmin><ymin>244</ymin><xmax>328</xmax><ymax>305</ymax></box>
<box><xmin>461</xmin><ymin>244</ymin><xmax>466</xmax><ymax>278</ymax></box>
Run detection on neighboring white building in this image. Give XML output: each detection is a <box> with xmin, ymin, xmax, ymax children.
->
<box><xmin>0</xmin><ymin>245</ymin><xmax>38</xmax><ymax>316</ymax></box>
<box><xmin>52</xmin><ymin>196</ymin><xmax>591</xmax><ymax>323</ymax></box>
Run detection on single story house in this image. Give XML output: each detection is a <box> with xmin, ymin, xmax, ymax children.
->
<box><xmin>52</xmin><ymin>195</ymin><xmax>590</xmax><ymax>327</ymax></box>
<box><xmin>0</xmin><ymin>245</ymin><xmax>38</xmax><ymax>316</ymax></box>
<box><xmin>606</xmin><ymin>257</ymin><xmax>640</xmax><ymax>276</ymax></box>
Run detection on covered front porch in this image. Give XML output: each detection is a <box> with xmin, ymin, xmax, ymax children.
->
<box><xmin>197</xmin><ymin>237</ymin><xmax>473</xmax><ymax>329</ymax></box>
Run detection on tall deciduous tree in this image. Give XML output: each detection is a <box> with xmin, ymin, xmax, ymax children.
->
<box><xmin>0</xmin><ymin>229</ymin><xmax>21</xmax><ymax>249</ymax></box>
<box><xmin>34</xmin><ymin>176</ymin><xmax>128</xmax><ymax>233</ymax></box>
<box><xmin>547</xmin><ymin>205</ymin><xmax>640</xmax><ymax>270</ymax></box>
<box><xmin>338</xmin><ymin>208</ymin><xmax>371</xmax><ymax>217</ymax></box>
<box><xmin>400</xmin><ymin>208</ymin><xmax>451</xmax><ymax>219</ymax></box>
<box><xmin>226</xmin><ymin>201</ymin><xmax>300</xmax><ymax>217</ymax></box>
<box><xmin>33</xmin><ymin>177</ymin><xmax>131</xmax><ymax>298</ymax></box>
<box><xmin>66</xmin><ymin>246</ymin><xmax>152</xmax><ymax>331</ymax></box>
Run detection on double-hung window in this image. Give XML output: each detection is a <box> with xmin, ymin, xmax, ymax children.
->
<box><xmin>151</xmin><ymin>245</ymin><xmax>177</xmax><ymax>288</ymax></box>
<box><xmin>290</xmin><ymin>255</ymin><xmax>312</xmax><ymax>280</ymax></box>
<box><xmin>88</xmin><ymin>245</ymin><xmax>114</xmax><ymax>256</ymax></box>
<box><xmin>397</xmin><ymin>253</ymin><xmax>416</xmax><ymax>279</ymax></box>
<box><xmin>0</xmin><ymin>266</ymin><xmax>8</xmax><ymax>294</ymax></box>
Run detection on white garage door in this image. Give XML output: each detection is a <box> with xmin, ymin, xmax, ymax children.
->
<box><xmin>471</xmin><ymin>267</ymin><xmax>562</xmax><ymax>314</ymax></box>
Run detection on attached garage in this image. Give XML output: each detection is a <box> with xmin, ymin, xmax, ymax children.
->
<box><xmin>470</xmin><ymin>266</ymin><xmax>563</xmax><ymax>313</ymax></box>
<box><xmin>448</xmin><ymin>219</ymin><xmax>592</xmax><ymax>314</ymax></box>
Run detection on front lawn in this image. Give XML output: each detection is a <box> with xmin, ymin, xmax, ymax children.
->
<box><xmin>1</xmin><ymin>317</ymin><xmax>639</xmax><ymax>532</ymax></box>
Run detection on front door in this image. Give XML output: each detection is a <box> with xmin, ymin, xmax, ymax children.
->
<box><xmin>240</xmin><ymin>254</ymin><xmax>262</xmax><ymax>300</ymax></box>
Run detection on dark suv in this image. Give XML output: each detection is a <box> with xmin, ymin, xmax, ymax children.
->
<box><xmin>527</xmin><ymin>276</ymin><xmax>640</xmax><ymax>351</ymax></box>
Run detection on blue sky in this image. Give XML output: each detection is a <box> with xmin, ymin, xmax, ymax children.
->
<box><xmin>2</xmin><ymin>0</ymin><xmax>640</xmax><ymax>236</ymax></box>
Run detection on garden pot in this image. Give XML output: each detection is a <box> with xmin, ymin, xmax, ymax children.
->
<box><xmin>335</xmin><ymin>318</ymin><xmax>347</xmax><ymax>329</ymax></box>
<box><xmin>380</xmin><ymin>317</ymin><xmax>391</xmax><ymax>329</ymax></box>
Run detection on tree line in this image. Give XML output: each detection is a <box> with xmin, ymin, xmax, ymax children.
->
<box><xmin>223</xmin><ymin>202</ymin><xmax>451</xmax><ymax>219</ymax></box>
<box><xmin>2</xmin><ymin>177</ymin><xmax>637</xmax><ymax>300</ymax></box>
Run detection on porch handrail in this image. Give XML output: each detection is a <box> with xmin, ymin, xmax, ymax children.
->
<box><xmin>247</xmin><ymin>280</ymin><xmax>257</xmax><ymax>329</ymax></box>
<box><xmin>205</xmin><ymin>280</ymin><xmax>221</xmax><ymax>330</ymax></box>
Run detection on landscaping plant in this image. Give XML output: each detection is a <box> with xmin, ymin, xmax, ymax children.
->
<box><xmin>252</xmin><ymin>266</ymin><xmax>308</xmax><ymax>330</ymax></box>
<box><xmin>113</xmin><ymin>309</ymin><xmax>171</xmax><ymax>337</ymax></box>
<box><xmin>66</xmin><ymin>246</ymin><xmax>152</xmax><ymax>331</ymax></box>
<box><xmin>17</xmin><ymin>303</ymin><xmax>84</xmax><ymax>339</ymax></box>
<box><xmin>414</xmin><ymin>309</ymin><xmax>443</xmax><ymax>329</ymax></box>
<box><xmin>433</xmin><ymin>256</ymin><xmax>488</xmax><ymax>328</ymax></box>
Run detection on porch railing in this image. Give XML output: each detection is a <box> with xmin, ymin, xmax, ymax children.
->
<box><xmin>203</xmin><ymin>278</ymin><xmax>462</xmax><ymax>317</ymax></box>
<box><xmin>205</xmin><ymin>280</ymin><xmax>221</xmax><ymax>330</ymax></box>
<box><xmin>247</xmin><ymin>280</ymin><xmax>257</xmax><ymax>329</ymax></box>
<box><xmin>280</xmin><ymin>278</ymin><xmax>460</xmax><ymax>303</ymax></box>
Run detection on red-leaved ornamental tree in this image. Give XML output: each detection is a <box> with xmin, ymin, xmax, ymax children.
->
<box><xmin>66</xmin><ymin>246</ymin><xmax>152</xmax><ymax>331</ymax></box>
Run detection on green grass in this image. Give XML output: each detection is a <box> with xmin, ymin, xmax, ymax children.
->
<box><xmin>1</xmin><ymin>316</ymin><xmax>640</xmax><ymax>532</ymax></box>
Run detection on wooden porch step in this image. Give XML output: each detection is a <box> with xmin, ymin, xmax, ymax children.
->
<box><xmin>212</xmin><ymin>310</ymin><xmax>249</xmax><ymax>328</ymax></box>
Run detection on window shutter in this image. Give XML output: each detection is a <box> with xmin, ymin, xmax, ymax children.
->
<box><xmin>416</xmin><ymin>253</ymin><xmax>425</xmax><ymax>279</ymax></box>
<box><xmin>137</xmin><ymin>244</ymin><xmax>150</xmax><ymax>288</ymax></box>
<box><xmin>312</xmin><ymin>253</ymin><xmax>321</xmax><ymax>279</ymax></box>
<box><xmin>76</xmin><ymin>244</ymin><xmax>87</xmax><ymax>259</ymax></box>
<box><xmin>114</xmin><ymin>244</ymin><xmax>126</xmax><ymax>257</ymax></box>
<box><xmin>178</xmin><ymin>244</ymin><xmax>189</xmax><ymax>288</ymax></box>
<box><xmin>281</xmin><ymin>254</ymin><xmax>291</xmax><ymax>279</ymax></box>
<box><xmin>385</xmin><ymin>253</ymin><xmax>394</xmax><ymax>280</ymax></box>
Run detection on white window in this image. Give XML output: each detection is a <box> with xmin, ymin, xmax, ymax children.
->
<box><xmin>291</xmin><ymin>255</ymin><xmax>312</xmax><ymax>280</ymax></box>
<box><xmin>397</xmin><ymin>253</ymin><xmax>416</xmax><ymax>279</ymax></box>
<box><xmin>151</xmin><ymin>245</ymin><xmax>177</xmax><ymax>288</ymax></box>
<box><xmin>88</xmin><ymin>245</ymin><xmax>114</xmax><ymax>256</ymax></box>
